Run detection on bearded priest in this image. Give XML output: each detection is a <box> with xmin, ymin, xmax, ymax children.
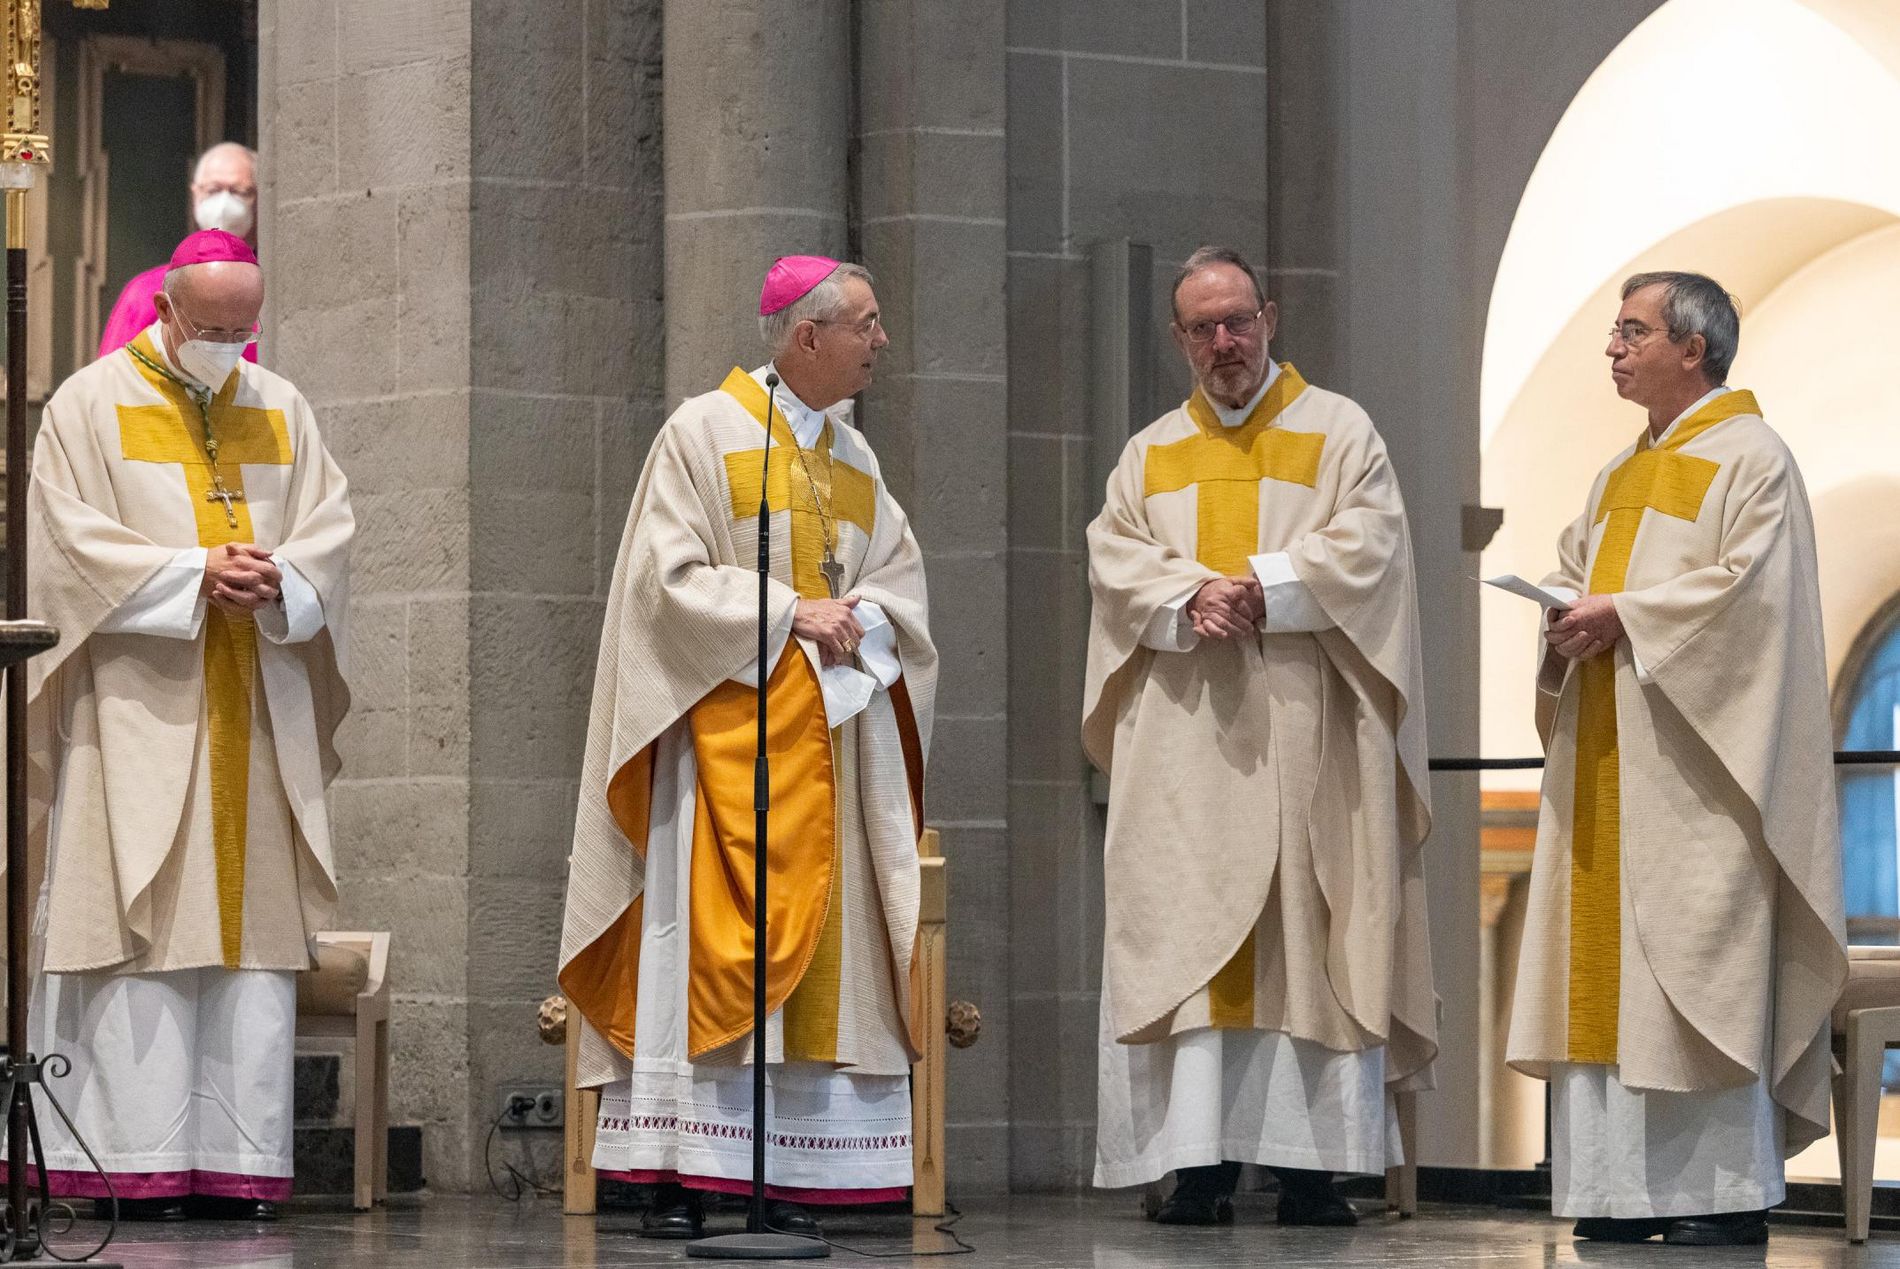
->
<box><xmin>1085</xmin><ymin>245</ymin><xmax>1436</xmax><ymax>1228</ymax></box>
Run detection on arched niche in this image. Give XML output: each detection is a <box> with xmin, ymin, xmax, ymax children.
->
<box><xmin>1478</xmin><ymin>0</ymin><xmax>1900</xmax><ymax>779</ymax></box>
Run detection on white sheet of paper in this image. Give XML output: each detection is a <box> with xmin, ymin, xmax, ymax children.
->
<box><xmin>1479</xmin><ymin>574</ymin><xmax>1573</xmax><ymax>608</ymax></box>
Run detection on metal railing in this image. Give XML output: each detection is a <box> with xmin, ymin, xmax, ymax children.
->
<box><xmin>1428</xmin><ymin>751</ymin><xmax>1900</xmax><ymax>772</ymax></box>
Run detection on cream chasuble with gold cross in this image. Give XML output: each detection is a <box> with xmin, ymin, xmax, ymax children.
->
<box><xmin>560</xmin><ymin>366</ymin><xmax>935</xmax><ymax>1198</ymax></box>
<box><xmin>1084</xmin><ymin>366</ymin><xmax>1436</xmax><ymax>1185</ymax></box>
<box><xmin>15</xmin><ymin>329</ymin><xmax>352</xmax><ymax>976</ymax></box>
<box><xmin>1507</xmin><ymin>389</ymin><xmax>1845</xmax><ymax>1214</ymax></box>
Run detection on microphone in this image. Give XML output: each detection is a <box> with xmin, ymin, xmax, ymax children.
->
<box><xmin>759</xmin><ymin>373</ymin><xmax>779</xmax><ymax>535</ymax></box>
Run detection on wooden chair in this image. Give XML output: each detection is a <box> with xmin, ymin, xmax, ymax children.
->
<box><xmin>295</xmin><ymin>931</ymin><xmax>391</xmax><ymax>1212</ymax></box>
<box><xmin>1832</xmin><ymin>945</ymin><xmax>1900</xmax><ymax>1242</ymax></box>
<box><xmin>912</xmin><ymin>832</ymin><xmax>949</xmax><ymax>1215</ymax></box>
<box><xmin>1384</xmin><ymin>1090</ymin><xmax>1419</xmax><ymax>1216</ymax></box>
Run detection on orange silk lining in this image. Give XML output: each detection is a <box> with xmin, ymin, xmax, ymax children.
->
<box><xmin>687</xmin><ymin>647</ymin><xmax>837</xmax><ymax>1059</ymax></box>
<box><xmin>557</xmin><ymin>745</ymin><xmax>656</xmax><ymax>1058</ymax></box>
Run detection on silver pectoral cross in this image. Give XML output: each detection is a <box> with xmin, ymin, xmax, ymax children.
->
<box><xmin>819</xmin><ymin>548</ymin><xmax>845</xmax><ymax>599</ymax></box>
<box><xmin>206</xmin><ymin>484</ymin><xmax>245</xmax><ymax>528</ymax></box>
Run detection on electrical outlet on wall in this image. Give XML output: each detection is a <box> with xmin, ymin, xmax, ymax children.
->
<box><xmin>497</xmin><ymin>1084</ymin><xmax>564</xmax><ymax>1130</ymax></box>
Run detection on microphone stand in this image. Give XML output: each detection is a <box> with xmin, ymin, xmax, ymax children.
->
<box><xmin>686</xmin><ymin>373</ymin><xmax>826</xmax><ymax>1261</ymax></box>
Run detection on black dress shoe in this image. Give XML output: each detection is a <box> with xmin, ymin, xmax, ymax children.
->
<box><xmin>766</xmin><ymin>1200</ymin><xmax>822</xmax><ymax>1237</ymax></box>
<box><xmin>1153</xmin><ymin>1161</ymin><xmax>1239</xmax><ymax>1226</ymax></box>
<box><xmin>98</xmin><ymin>1196</ymin><xmax>187</xmax><ymax>1222</ymax></box>
<box><xmin>1572</xmin><ymin>1215</ymin><xmax>1671</xmax><ymax>1242</ymax></box>
<box><xmin>187</xmin><ymin>1196</ymin><xmax>281</xmax><ymax>1222</ymax></box>
<box><xmin>639</xmin><ymin>1183</ymin><xmax>704</xmax><ymax>1240</ymax></box>
<box><xmin>1664</xmin><ymin>1209</ymin><xmax>1769</xmax><ymax>1246</ymax></box>
<box><xmin>1270</xmin><ymin>1167</ymin><xmax>1358</xmax><ymax>1228</ymax></box>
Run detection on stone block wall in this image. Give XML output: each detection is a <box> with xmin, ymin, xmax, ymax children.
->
<box><xmin>260</xmin><ymin>0</ymin><xmax>663</xmax><ymax>1192</ymax></box>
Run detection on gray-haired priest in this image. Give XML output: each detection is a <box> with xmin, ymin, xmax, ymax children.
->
<box><xmin>1083</xmin><ymin>245</ymin><xmax>1437</xmax><ymax>1227</ymax></box>
<box><xmin>1508</xmin><ymin>271</ymin><xmax>1845</xmax><ymax>1248</ymax></box>
<box><xmin>559</xmin><ymin>256</ymin><xmax>936</xmax><ymax>1241</ymax></box>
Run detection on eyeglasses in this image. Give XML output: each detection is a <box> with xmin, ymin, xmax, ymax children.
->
<box><xmin>171</xmin><ymin>299</ymin><xmax>260</xmax><ymax>347</ymax></box>
<box><xmin>1178</xmin><ymin>310</ymin><xmax>1261</xmax><ymax>344</ymax></box>
<box><xmin>1608</xmin><ymin>321</ymin><xmax>1674</xmax><ymax>348</ymax></box>
<box><xmin>811</xmin><ymin>314</ymin><xmax>883</xmax><ymax>339</ymax></box>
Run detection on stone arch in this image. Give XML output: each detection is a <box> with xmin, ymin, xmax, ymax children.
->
<box><xmin>1477</xmin><ymin>0</ymin><xmax>1900</xmax><ymax>778</ymax></box>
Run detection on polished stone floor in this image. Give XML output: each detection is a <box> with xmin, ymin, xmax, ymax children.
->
<box><xmin>33</xmin><ymin>1193</ymin><xmax>1900</xmax><ymax>1268</ymax></box>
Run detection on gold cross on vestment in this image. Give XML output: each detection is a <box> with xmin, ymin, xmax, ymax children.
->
<box><xmin>725</xmin><ymin>440</ymin><xmax>877</xmax><ymax>599</ymax></box>
<box><xmin>1565</xmin><ymin>389</ymin><xmax>1757</xmax><ymax>1065</ymax></box>
<box><xmin>119</xmin><ymin>336</ymin><xmax>292</xmax><ymax>546</ymax></box>
<box><xmin>1143</xmin><ymin>365</ymin><xmax>1322</xmax><ymax>575</ymax></box>
<box><xmin>117</xmin><ymin>399</ymin><xmax>290</xmax><ymax>545</ymax></box>
<box><xmin>717</xmin><ymin>368</ymin><xmax>879</xmax><ymax>599</ymax></box>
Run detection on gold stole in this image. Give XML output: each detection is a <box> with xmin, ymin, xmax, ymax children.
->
<box><xmin>116</xmin><ymin>332</ymin><xmax>293</xmax><ymax>968</ymax></box>
<box><xmin>1142</xmin><ymin>364</ymin><xmax>1325</xmax><ymax>1027</ymax></box>
<box><xmin>720</xmin><ymin>368</ymin><xmax>877</xmax><ymax>598</ymax></box>
<box><xmin>681</xmin><ymin>370</ymin><xmax>876</xmax><ymax>1060</ymax></box>
<box><xmin>1565</xmin><ymin>389</ymin><xmax>1757</xmax><ymax>1062</ymax></box>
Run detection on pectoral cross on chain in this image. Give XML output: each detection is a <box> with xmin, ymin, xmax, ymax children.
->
<box><xmin>819</xmin><ymin>549</ymin><xmax>845</xmax><ymax>599</ymax></box>
<box><xmin>206</xmin><ymin>483</ymin><xmax>245</xmax><ymax>529</ymax></box>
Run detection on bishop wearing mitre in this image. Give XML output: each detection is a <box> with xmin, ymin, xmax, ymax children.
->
<box><xmin>559</xmin><ymin>256</ymin><xmax>935</xmax><ymax>1241</ymax></box>
<box><xmin>7</xmin><ymin>230</ymin><xmax>351</xmax><ymax>1221</ymax></box>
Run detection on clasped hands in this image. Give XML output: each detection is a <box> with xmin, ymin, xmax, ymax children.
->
<box><xmin>203</xmin><ymin>543</ymin><xmax>282</xmax><ymax>615</ymax></box>
<box><xmin>1187</xmin><ymin>576</ymin><xmax>1265</xmax><ymax>641</ymax></box>
<box><xmin>794</xmin><ymin>596</ymin><xmax>864</xmax><ymax>668</ymax></box>
<box><xmin>1545</xmin><ymin>593</ymin><xmax>1623</xmax><ymax>661</ymax></box>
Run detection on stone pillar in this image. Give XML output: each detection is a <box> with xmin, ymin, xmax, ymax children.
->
<box><xmin>1337</xmin><ymin>0</ymin><xmax>1482</xmax><ymax>1167</ymax></box>
<box><xmin>662</xmin><ymin>0</ymin><xmax>848</xmax><ymax>401</ymax></box>
<box><xmin>260</xmin><ymin>0</ymin><xmax>478</xmax><ymax>1191</ymax></box>
<box><xmin>856</xmin><ymin>0</ymin><xmax>1009</xmax><ymax>1193</ymax></box>
<box><xmin>260</xmin><ymin>0</ymin><xmax>664</xmax><ymax>1190</ymax></box>
<box><xmin>1267</xmin><ymin>0</ymin><xmax>1484</xmax><ymax>1167</ymax></box>
<box><xmin>464</xmin><ymin>0</ymin><xmax>665</xmax><ymax>1193</ymax></box>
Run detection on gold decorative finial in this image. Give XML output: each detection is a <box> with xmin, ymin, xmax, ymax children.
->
<box><xmin>3</xmin><ymin>0</ymin><xmax>50</xmax><ymax>168</ymax></box>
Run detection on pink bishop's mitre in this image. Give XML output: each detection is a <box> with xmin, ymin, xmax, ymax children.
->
<box><xmin>759</xmin><ymin>254</ymin><xmax>841</xmax><ymax>315</ymax></box>
<box><xmin>168</xmin><ymin>229</ymin><xmax>259</xmax><ymax>270</ymax></box>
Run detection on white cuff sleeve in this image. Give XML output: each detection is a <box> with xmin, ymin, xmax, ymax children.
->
<box><xmin>1140</xmin><ymin>585</ymin><xmax>1203</xmax><ymax>652</ymax></box>
<box><xmin>732</xmin><ymin>600</ymin><xmax>901</xmax><ymax>729</ymax></box>
<box><xmin>1536</xmin><ymin>587</ymin><xmax>1579</xmax><ymax>698</ymax></box>
<box><xmin>850</xmin><ymin>601</ymin><xmax>901</xmax><ymax>689</ymax></box>
<box><xmin>256</xmin><ymin>558</ymin><xmax>324</xmax><ymax>645</ymax></box>
<box><xmin>812</xmin><ymin>600</ymin><xmax>898</xmax><ymax>729</ymax></box>
<box><xmin>97</xmin><ymin>547</ymin><xmax>208</xmax><ymax>639</ymax></box>
<box><xmin>1611</xmin><ymin>597</ymin><xmax>1653</xmax><ymax>685</ymax></box>
<box><xmin>1248</xmin><ymin>552</ymin><xmax>1332</xmax><ymax>633</ymax></box>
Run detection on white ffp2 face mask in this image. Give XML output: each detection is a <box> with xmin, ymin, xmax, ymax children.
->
<box><xmin>194</xmin><ymin>191</ymin><xmax>254</xmax><ymax>238</ymax></box>
<box><xmin>177</xmin><ymin>337</ymin><xmax>247</xmax><ymax>390</ymax></box>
